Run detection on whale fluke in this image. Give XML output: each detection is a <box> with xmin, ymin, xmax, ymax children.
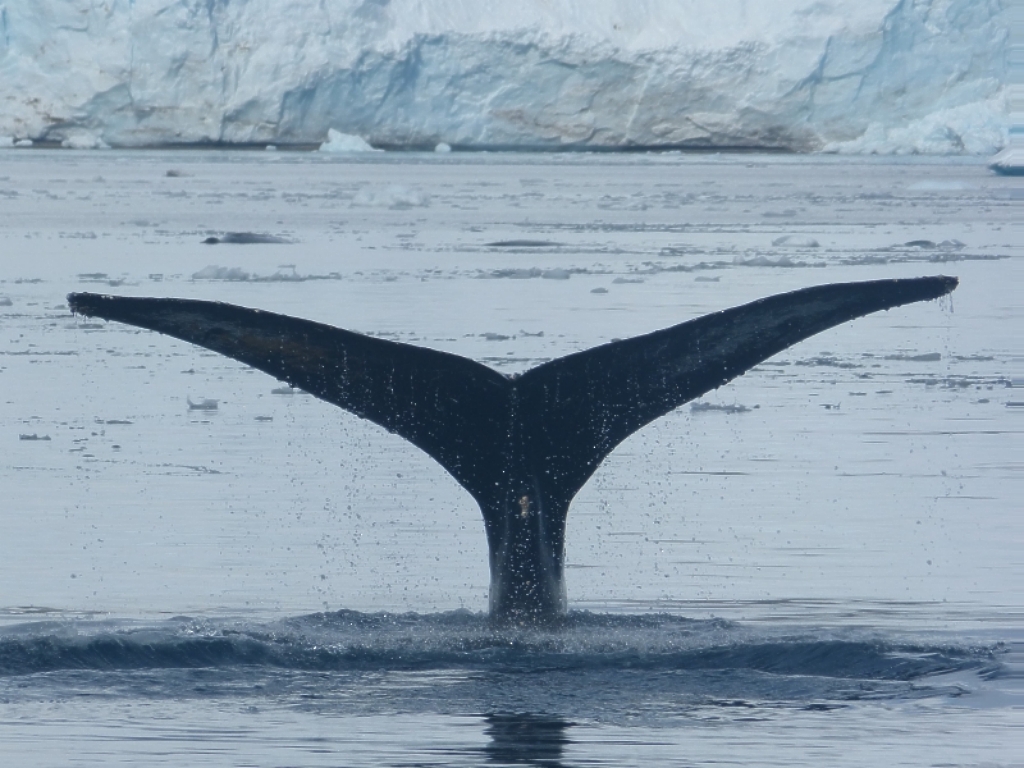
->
<box><xmin>68</xmin><ymin>276</ymin><xmax>957</xmax><ymax>623</ymax></box>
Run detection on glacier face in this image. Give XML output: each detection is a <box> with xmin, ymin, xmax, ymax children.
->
<box><xmin>0</xmin><ymin>0</ymin><xmax>1008</xmax><ymax>153</ymax></box>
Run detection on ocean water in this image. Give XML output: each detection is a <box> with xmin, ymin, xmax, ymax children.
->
<box><xmin>0</xmin><ymin>150</ymin><xmax>1020</xmax><ymax>766</ymax></box>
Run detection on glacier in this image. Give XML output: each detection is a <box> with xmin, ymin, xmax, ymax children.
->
<box><xmin>0</xmin><ymin>0</ymin><xmax>1009</xmax><ymax>153</ymax></box>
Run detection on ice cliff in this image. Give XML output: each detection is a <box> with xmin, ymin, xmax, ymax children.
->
<box><xmin>0</xmin><ymin>0</ymin><xmax>1008</xmax><ymax>153</ymax></box>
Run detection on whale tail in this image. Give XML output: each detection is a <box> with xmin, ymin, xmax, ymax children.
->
<box><xmin>512</xmin><ymin>276</ymin><xmax>958</xmax><ymax>507</ymax></box>
<box><xmin>68</xmin><ymin>276</ymin><xmax>957</xmax><ymax>620</ymax></box>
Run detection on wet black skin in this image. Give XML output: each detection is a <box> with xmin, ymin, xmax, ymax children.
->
<box><xmin>485</xmin><ymin>490</ymin><xmax>568</xmax><ymax>623</ymax></box>
<box><xmin>67</xmin><ymin>276</ymin><xmax>957</xmax><ymax>625</ymax></box>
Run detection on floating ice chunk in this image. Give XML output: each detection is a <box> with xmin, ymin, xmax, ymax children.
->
<box><xmin>734</xmin><ymin>254</ymin><xmax>814</xmax><ymax>268</ymax></box>
<box><xmin>898</xmin><ymin>239</ymin><xmax>965</xmax><ymax>251</ymax></box>
<box><xmin>0</xmin><ymin>297</ymin><xmax>12</xmax><ymax>306</ymax></box>
<box><xmin>541</xmin><ymin>268</ymin><xmax>571</xmax><ymax>280</ymax></box>
<box><xmin>772</xmin><ymin>235</ymin><xmax>820</xmax><ymax>247</ymax></box>
<box><xmin>885</xmin><ymin>352</ymin><xmax>942</xmax><ymax>362</ymax></box>
<box><xmin>19</xmin><ymin>433</ymin><xmax>51</xmax><ymax>441</ymax></box>
<box><xmin>15</xmin><ymin>139</ymin><xmax>33</xmax><ymax>148</ymax></box>
<box><xmin>989</xmin><ymin>147</ymin><xmax>1024</xmax><ymax>176</ymax></box>
<box><xmin>263</xmin><ymin>269</ymin><xmax>308</xmax><ymax>282</ymax></box>
<box><xmin>823</xmin><ymin>99</ymin><xmax>1005</xmax><ymax>155</ymax></box>
<box><xmin>486</xmin><ymin>239</ymin><xmax>560</xmax><ymax>248</ymax></box>
<box><xmin>352</xmin><ymin>185</ymin><xmax>428</xmax><ymax>208</ymax></box>
<box><xmin>590</xmin><ymin>287</ymin><xmax>609</xmax><ymax>294</ymax></box>
<box><xmin>187</xmin><ymin>397</ymin><xmax>219</xmax><ymax>411</ymax></box>
<box><xmin>796</xmin><ymin>355</ymin><xmax>858</xmax><ymax>369</ymax></box>
<box><xmin>907</xmin><ymin>180</ymin><xmax>971</xmax><ymax>191</ymax></box>
<box><xmin>434</xmin><ymin>142</ymin><xmax>452</xmax><ymax>153</ymax></box>
<box><xmin>60</xmin><ymin>130</ymin><xmax>109</xmax><ymax>149</ymax></box>
<box><xmin>691</xmin><ymin>402</ymin><xmax>757</xmax><ymax>414</ymax></box>
<box><xmin>319</xmin><ymin>129</ymin><xmax>380</xmax><ymax>153</ymax></box>
<box><xmin>486</xmin><ymin>268</ymin><xmax>541</xmax><ymax>279</ymax></box>
<box><xmin>271</xmin><ymin>386</ymin><xmax>297</xmax><ymax>395</ymax></box>
<box><xmin>0</xmin><ymin>136</ymin><xmax>13</xmax><ymax>148</ymax></box>
<box><xmin>203</xmin><ymin>232</ymin><xmax>291</xmax><ymax>244</ymax></box>
<box><xmin>265</xmin><ymin>144</ymin><xmax>277</xmax><ymax>151</ymax></box>
<box><xmin>192</xmin><ymin>265</ymin><xmax>251</xmax><ymax>280</ymax></box>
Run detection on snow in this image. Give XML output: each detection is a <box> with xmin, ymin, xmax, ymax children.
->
<box><xmin>0</xmin><ymin>0</ymin><xmax>1009</xmax><ymax>154</ymax></box>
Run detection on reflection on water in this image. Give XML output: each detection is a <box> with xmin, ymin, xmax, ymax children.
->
<box><xmin>483</xmin><ymin>714</ymin><xmax>573</xmax><ymax>767</ymax></box>
<box><xmin>3</xmin><ymin>610</ymin><xmax>1011</xmax><ymax>767</ymax></box>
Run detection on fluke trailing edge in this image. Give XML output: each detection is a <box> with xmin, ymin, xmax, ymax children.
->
<box><xmin>68</xmin><ymin>277</ymin><xmax>957</xmax><ymax>623</ymax></box>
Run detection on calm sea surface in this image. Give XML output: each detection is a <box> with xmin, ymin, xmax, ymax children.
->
<box><xmin>0</xmin><ymin>150</ymin><xmax>1020</xmax><ymax>765</ymax></box>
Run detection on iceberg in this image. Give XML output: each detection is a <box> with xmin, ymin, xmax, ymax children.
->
<box><xmin>0</xmin><ymin>0</ymin><xmax>1009</xmax><ymax>154</ymax></box>
<box><xmin>60</xmin><ymin>130</ymin><xmax>110</xmax><ymax>150</ymax></box>
<box><xmin>989</xmin><ymin>146</ymin><xmax>1024</xmax><ymax>175</ymax></box>
<box><xmin>319</xmin><ymin>128</ymin><xmax>380</xmax><ymax>152</ymax></box>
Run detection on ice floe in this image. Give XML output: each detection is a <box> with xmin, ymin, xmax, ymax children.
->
<box><xmin>202</xmin><ymin>232</ymin><xmax>292</xmax><ymax>245</ymax></box>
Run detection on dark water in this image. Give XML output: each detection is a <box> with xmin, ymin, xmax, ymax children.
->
<box><xmin>1</xmin><ymin>611</ymin><xmax>1004</xmax><ymax>724</ymax></box>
